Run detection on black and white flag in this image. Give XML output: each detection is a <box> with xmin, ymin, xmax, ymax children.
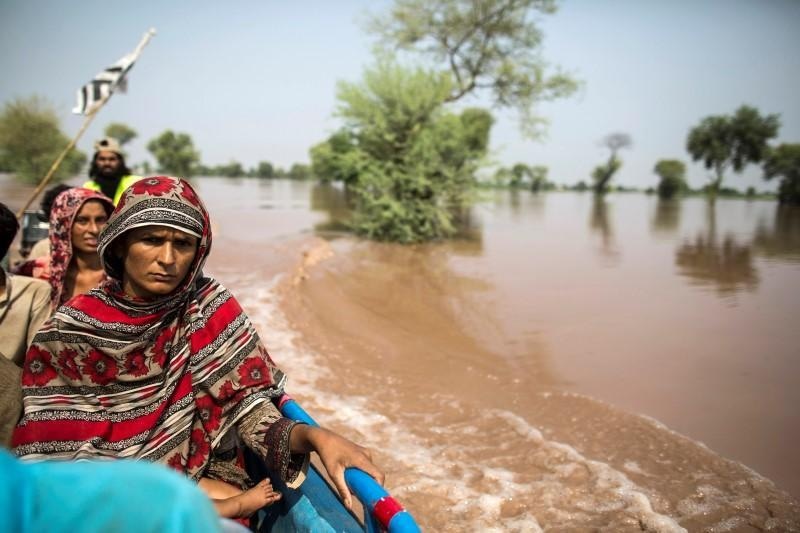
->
<box><xmin>72</xmin><ymin>52</ymin><xmax>136</xmax><ymax>115</ymax></box>
<box><xmin>71</xmin><ymin>29</ymin><xmax>155</xmax><ymax>115</ymax></box>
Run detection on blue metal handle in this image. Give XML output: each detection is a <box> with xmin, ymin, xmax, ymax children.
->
<box><xmin>278</xmin><ymin>397</ymin><xmax>421</xmax><ymax>533</ymax></box>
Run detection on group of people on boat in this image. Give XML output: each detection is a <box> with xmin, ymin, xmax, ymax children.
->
<box><xmin>0</xmin><ymin>139</ymin><xmax>382</xmax><ymax>531</ymax></box>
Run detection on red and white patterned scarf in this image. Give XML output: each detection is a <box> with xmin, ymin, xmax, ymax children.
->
<box><xmin>13</xmin><ymin>177</ymin><xmax>286</xmax><ymax>480</ymax></box>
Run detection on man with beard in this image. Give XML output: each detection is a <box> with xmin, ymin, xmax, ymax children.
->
<box><xmin>83</xmin><ymin>137</ymin><xmax>141</xmax><ymax>205</ymax></box>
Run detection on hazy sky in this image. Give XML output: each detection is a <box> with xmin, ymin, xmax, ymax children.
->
<box><xmin>1</xmin><ymin>0</ymin><xmax>798</xmax><ymax>190</ymax></box>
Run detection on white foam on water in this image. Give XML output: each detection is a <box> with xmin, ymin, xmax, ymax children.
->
<box><xmin>623</xmin><ymin>460</ymin><xmax>651</xmax><ymax>477</ymax></box>
<box><xmin>706</xmin><ymin>516</ymin><xmax>747</xmax><ymax>532</ymax></box>
<box><xmin>676</xmin><ymin>484</ymin><xmax>722</xmax><ymax>517</ymax></box>
<box><xmin>227</xmin><ymin>270</ymin><xmax>695</xmax><ymax>531</ymax></box>
<box><xmin>494</xmin><ymin>409</ymin><xmax>687</xmax><ymax>532</ymax></box>
<box><xmin>228</xmin><ymin>272</ymin><xmax>548</xmax><ymax>528</ymax></box>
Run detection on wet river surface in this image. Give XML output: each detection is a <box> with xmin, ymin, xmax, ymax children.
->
<box><xmin>4</xmin><ymin>175</ymin><xmax>799</xmax><ymax>531</ymax></box>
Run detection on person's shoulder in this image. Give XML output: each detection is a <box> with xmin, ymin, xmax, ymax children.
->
<box><xmin>8</xmin><ymin>273</ymin><xmax>50</xmax><ymax>293</ymax></box>
<box><xmin>7</xmin><ymin>273</ymin><xmax>51</xmax><ymax>311</ymax></box>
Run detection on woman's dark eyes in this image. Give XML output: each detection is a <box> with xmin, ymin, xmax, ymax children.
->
<box><xmin>141</xmin><ymin>237</ymin><xmax>194</xmax><ymax>247</ymax></box>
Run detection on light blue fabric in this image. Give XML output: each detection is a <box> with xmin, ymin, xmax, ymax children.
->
<box><xmin>0</xmin><ymin>450</ymin><xmax>221</xmax><ymax>533</ymax></box>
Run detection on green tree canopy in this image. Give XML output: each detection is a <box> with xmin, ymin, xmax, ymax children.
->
<box><xmin>493</xmin><ymin>163</ymin><xmax>549</xmax><ymax>191</ymax></box>
<box><xmin>104</xmin><ymin>122</ymin><xmax>138</xmax><ymax>146</ymax></box>
<box><xmin>510</xmin><ymin>163</ymin><xmax>531</xmax><ymax>188</ymax></box>
<box><xmin>310</xmin><ymin>131</ymin><xmax>361</xmax><ymax>184</ymax></box>
<box><xmin>0</xmin><ymin>96</ymin><xmax>86</xmax><ymax>184</ymax></box>
<box><xmin>369</xmin><ymin>0</ymin><xmax>578</xmax><ymax>137</ymax></box>
<box><xmin>253</xmin><ymin>161</ymin><xmax>275</xmax><ymax>179</ymax></box>
<box><xmin>686</xmin><ymin>105</ymin><xmax>780</xmax><ymax>196</ymax></box>
<box><xmin>288</xmin><ymin>163</ymin><xmax>311</xmax><ymax>180</ymax></box>
<box><xmin>763</xmin><ymin>143</ymin><xmax>800</xmax><ymax>204</ymax></box>
<box><xmin>218</xmin><ymin>161</ymin><xmax>245</xmax><ymax>177</ymax></box>
<box><xmin>146</xmin><ymin>130</ymin><xmax>200</xmax><ymax>177</ymax></box>
<box><xmin>654</xmin><ymin>159</ymin><xmax>687</xmax><ymax>199</ymax></box>
<box><xmin>315</xmin><ymin>62</ymin><xmax>493</xmax><ymax>242</ymax></box>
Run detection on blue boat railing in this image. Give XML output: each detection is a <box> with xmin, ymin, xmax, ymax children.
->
<box><xmin>278</xmin><ymin>395</ymin><xmax>421</xmax><ymax>533</ymax></box>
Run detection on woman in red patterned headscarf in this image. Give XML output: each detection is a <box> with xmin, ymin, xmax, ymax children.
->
<box><xmin>13</xmin><ymin>176</ymin><xmax>381</xmax><ymax>515</ymax></box>
<box><xmin>14</xmin><ymin>187</ymin><xmax>114</xmax><ymax>310</ymax></box>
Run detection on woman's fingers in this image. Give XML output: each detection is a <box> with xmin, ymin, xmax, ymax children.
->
<box><xmin>330</xmin><ymin>467</ymin><xmax>352</xmax><ymax>510</ymax></box>
<box><xmin>310</xmin><ymin>427</ymin><xmax>387</xmax><ymax>507</ymax></box>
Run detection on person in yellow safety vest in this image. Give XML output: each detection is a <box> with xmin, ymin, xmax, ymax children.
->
<box><xmin>83</xmin><ymin>137</ymin><xmax>141</xmax><ymax>205</ymax></box>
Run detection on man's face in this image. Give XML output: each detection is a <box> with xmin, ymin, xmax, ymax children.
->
<box><xmin>95</xmin><ymin>150</ymin><xmax>122</xmax><ymax>178</ymax></box>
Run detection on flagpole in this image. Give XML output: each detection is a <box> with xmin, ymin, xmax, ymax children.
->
<box><xmin>15</xmin><ymin>28</ymin><xmax>157</xmax><ymax>220</ymax></box>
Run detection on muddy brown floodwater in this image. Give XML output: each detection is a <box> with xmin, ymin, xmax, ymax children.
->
<box><xmin>4</xmin><ymin>175</ymin><xmax>799</xmax><ymax>531</ymax></box>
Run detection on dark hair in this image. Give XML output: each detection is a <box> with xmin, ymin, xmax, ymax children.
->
<box><xmin>89</xmin><ymin>151</ymin><xmax>132</xmax><ymax>179</ymax></box>
<box><xmin>39</xmin><ymin>184</ymin><xmax>74</xmax><ymax>222</ymax></box>
<box><xmin>0</xmin><ymin>202</ymin><xmax>20</xmax><ymax>260</ymax></box>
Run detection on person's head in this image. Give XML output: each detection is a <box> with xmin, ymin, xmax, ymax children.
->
<box><xmin>39</xmin><ymin>184</ymin><xmax>74</xmax><ymax>222</ymax></box>
<box><xmin>98</xmin><ymin>177</ymin><xmax>210</xmax><ymax>301</ymax></box>
<box><xmin>49</xmin><ymin>188</ymin><xmax>114</xmax><ymax>254</ymax></box>
<box><xmin>89</xmin><ymin>137</ymin><xmax>131</xmax><ymax>180</ymax></box>
<box><xmin>70</xmin><ymin>199</ymin><xmax>111</xmax><ymax>256</ymax></box>
<box><xmin>0</xmin><ymin>202</ymin><xmax>20</xmax><ymax>261</ymax></box>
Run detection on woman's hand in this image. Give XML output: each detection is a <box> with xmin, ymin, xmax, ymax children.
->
<box><xmin>290</xmin><ymin>425</ymin><xmax>384</xmax><ymax>509</ymax></box>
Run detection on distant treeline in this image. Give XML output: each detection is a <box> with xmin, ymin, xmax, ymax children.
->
<box><xmin>173</xmin><ymin>161</ymin><xmax>312</xmax><ymax>181</ymax></box>
<box><xmin>482</xmin><ymin>162</ymin><xmax>777</xmax><ymax>200</ymax></box>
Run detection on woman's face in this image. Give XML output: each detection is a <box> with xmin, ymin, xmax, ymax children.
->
<box><xmin>71</xmin><ymin>200</ymin><xmax>109</xmax><ymax>255</ymax></box>
<box><xmin>120</xmin><ymin>225</ymin><xmax>198</xmax><ymax>299</ymax></box>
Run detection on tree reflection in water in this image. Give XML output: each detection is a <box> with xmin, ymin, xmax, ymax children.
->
<box><xmin>651</xmin><ymin>198</ymin><xmax>682</xmax><ymax>236</ymax></box>
<box><xmin>752</xmin><ymin>204</ymin><xmax>800</xmax><ymax>262</ymax></box>
<box><xmin>675</xmin><ymin>200</ymin><xmax>758</xmax><ymax>296</ymax></box>
<box><xmin>589</xmin><ymin>195</ymin><xmax>620</xmax><ymax>263</ymax></box>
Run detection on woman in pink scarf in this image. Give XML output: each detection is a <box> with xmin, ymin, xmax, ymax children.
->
<box><xmin>14</xmin><ymin>188</ymin><xmax>114</xmax><ymax>310</ymax></box>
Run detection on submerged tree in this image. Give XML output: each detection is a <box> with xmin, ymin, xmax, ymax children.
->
<box><xmin>217</xmin><ymin>161</ymin><xmax>245</xmax><ymax>178</ymax></box>
<box><xmin>763</xmin><ymin>143</ymin><xmax>800</xmax><ymax>205</ymax></box>
<box><xmin>288</xmin><ymin>163</ymin><xmax>311</xmax><ymax>180</ymax></box>
<box><xmin>653</xmin><ymin>159</ymin><xmax>687</xmax><ymax>199</ymax></box>
<box><xmin>0</xmin><ymin>96</ymin><xmax>86</xmax><ymax>184</ymax></box>
<box><xmin>253</xmin><ymin>161</ymin><xmax>275</xmax><ymax>179</ymax></box>
<box><xmin>686</xmin><ymin>105</ymin><xmax>780</xmax><ymax>197</ymax></box>
<box><xmin>493</xmin><ymin>162</ymin><xmax>549</xmax><ymax>191</ymax></box>
<box><xmin>315</xmin><ymin>63</ymin><xmax>492</xmax><ymax>242</ymax></box>
<box><xmin>311</xmin><ymin>0</ymin><xmax>575</xmax><ymax>243</ymax></box>
<box><xmin>592</xmin><ymin>133</ymin><xmax>631</xmax><ymax>194</ymax></box>
<box><xmin>370</xmin><ymin>0</ymin><xmax>578</xmax><ymax>138</ymax></box>
<box><xmin>146</xmin><ymin>130</ymin><xmax>200</xmax><ymax>177</ymax></box>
